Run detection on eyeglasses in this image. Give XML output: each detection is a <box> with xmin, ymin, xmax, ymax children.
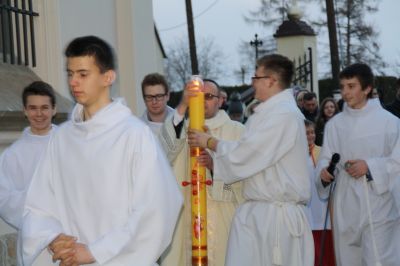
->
<box><xmin>251</xmin><ymin>75</ymin><xmax>270</xmax><ymax>80</ymax></box>
<box><xmin>144</xmin><ymin>93</ymin><xmax>167</xmax><ymax>102</ymax></box>
<box><xmin>204</xmin><ymin>93</ymin><xmax>219</xmax><ymax>101</ymax></box>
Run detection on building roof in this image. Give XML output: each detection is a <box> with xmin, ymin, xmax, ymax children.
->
<box><xmin>154</xmin><ymin>26</ymin><xmax>167</xmax><ymax>59</ymax></box>
<box><xmin>274</xmin><ymin>14</ymin><xmax>316</xmax><ymax>38</ymax></box>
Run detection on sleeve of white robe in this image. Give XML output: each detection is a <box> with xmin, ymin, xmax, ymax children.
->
<box><xmin>213</xmin><ymin>112</ymin><xmax>298</xmax><ymax>184</ymax></box>
<box><xmin>159</xmin><ymin>114</ymin><xmax>186</xmax><ymax>163</ymax></box>
<box><xmin>365</xmin><ymin>119</ymin><xmax>400</xmax><ymax>195</ymax></box>
<box><xmin>88</xmin><ymin>130</ymin><xmax>183</xmax><ymax>264</ymax></box>
<box><xmin>315</xmin><ymin>121</ymin><xmax>336</xmax><ymax>200</ymax></box>
<box><xmin>21</xmin><ymin>138</ymin><xmax>64</xmax><ymax>265</ymax></box>
<box><xmin>0</xmin><ymin>152</ymin><xmax>25</xmax><ymax>229</ymax></box>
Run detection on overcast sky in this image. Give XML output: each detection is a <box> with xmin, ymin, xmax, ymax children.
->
<box><xmin>153</xmin><ymin>0</ymin><xmax>399</xmax><ymax>86</ymax></box>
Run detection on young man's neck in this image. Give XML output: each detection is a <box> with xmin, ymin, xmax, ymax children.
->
<box><xmin>83</xmin><ymin>98</ymin><xmax>112</xmax><ymax>121</ymax></box>
<box><xmin>348</xmin><ymin>99</ymin><xmax>368</xmax><ymax>110</ymax></box>
<box><xmin>148</xmin><ymin>111</ymin><xmax>167</xmax><ymax>123</ymax></box>
<box><xmin>30</xmin><ymin>125</ymin><xmax>52</xmax><ymax>136</ymax></box>
<box><xmin>262</xmin><ymin>86</ymin><xmax>284</xmax><ymax>102</ymax></box>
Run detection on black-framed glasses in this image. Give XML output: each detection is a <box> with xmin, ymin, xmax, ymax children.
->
<box><xmin>251</xmin><ymin>75</ymin><xmax>270</xmax><ymax>80</ymax></box>
<box><xmin>204</xmin><ymin>93</ymin><xmax>219</xmax><ymax>101</ymax></box>
<box><xmin>144</xmin><ymin>93</ymin><xmax>167</xmax><ymax>102</ymax></box>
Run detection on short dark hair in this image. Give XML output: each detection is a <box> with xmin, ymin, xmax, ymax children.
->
<box><xmin>65</xmin><ymin>35</ymin><xmax>115</xmax><ymax>73</ymax></box>
<box><xmin>228</xmin><ymin>99</ymin><xmax>244</xmax><ymax>114</ymax></box>
<box><xmin>304</xmin><ymin>119</ymin><xmax>315</xmax><ymax>128</ymax></box>
<box><xmin>257</xmin><ymin>54</ymin><xmax>294</xmax><ymax>88</ymax></box>
<box><xmin>203</xmin><ymin>78</ymin><xmax>222</xmax><ymax>96</ymax></box>
<box><xmin>303</xmin><ymin>92</ymin><xmax>317</xmax><ymax>101</ymax></box>
<box><xmin>141</xmin><ymin>73</ymin><xmax>169</xmax><ymax>96</ymax></box>
<box><xmin>204</xmin><ymin>78</ymin><xmax>220</xmax><ymax>90</ymax></box>
<box><xmin>339</xmin><ymin>63</ymin><xmax>374</xmax><ymax>98</ymax></box>
<box><xmin>22</xmin><ymin>81</ymin><xmax>56</xmax><ymax>108</ymax></box>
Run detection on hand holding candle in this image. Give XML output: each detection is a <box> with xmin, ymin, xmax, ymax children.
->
<box><xmin>187</xmin><ymin>75</ymin><xmax>208</xmax><ymax>266</ymax></box>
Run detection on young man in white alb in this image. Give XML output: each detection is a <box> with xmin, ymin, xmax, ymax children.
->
<box><xmin>188</xmin><ymin>54</ymin><xmax>314</xmax><ymax>266</ymax></box>
<box><xmin>21</xmin><ymin>35</ymin><xmax>182</xmax><ymax>266</ymax></box>
<box><xmin>0</xmin><ymin>81</ymin><xmax>57</xmax><ymax>265</ymax></box>
<box><xmin>317</xmin><ymin>63</ymin><xmax>400</xmax><ymax>265</ymax></box>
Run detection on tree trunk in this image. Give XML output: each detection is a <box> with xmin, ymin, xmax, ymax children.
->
<box><xmin>325</xmin><ymin>0</ymin><xmax>341</xmax><ymax>94</ymax></box>
<box><xmin>346</xmin><ymin>0</ymin><xmax>351</xmax><ymax>66</ymax></box>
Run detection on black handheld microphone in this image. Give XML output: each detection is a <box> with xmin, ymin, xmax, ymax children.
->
<box><xmin>319</xmin><ymin>153</ymin><xmax>340</xmax><ymax>265</ymax></box>
<box><xmin>322</xmin><ymin>153</ymin><xmax>340</xmax><ymax>187</ymax></box>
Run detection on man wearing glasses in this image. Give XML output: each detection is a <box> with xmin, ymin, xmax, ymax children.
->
<box><xmin>141</xmin><ymin>73</ymin><xmax>174</xmax><ymax>135</ymax></box>
<box><xmin>159</xmin><ymin>79</ymin><xmax>245</xmax><ymax>266</ymax></box>
<box><xmin>187</xmin><ymin>54</ymin><xmax>314</xmax><ymax>266</ymax></box>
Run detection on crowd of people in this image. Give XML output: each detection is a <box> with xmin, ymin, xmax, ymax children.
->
<box><xmin>1</xmin><ymin>35</ymin><xmax>400</xmax><ymax>266</ymax></box>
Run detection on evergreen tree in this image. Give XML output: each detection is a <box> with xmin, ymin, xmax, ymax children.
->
<box><xmin>246</xmin><ymin>0</ymin><xmax>385</xmax><ymax>74</ymax></box>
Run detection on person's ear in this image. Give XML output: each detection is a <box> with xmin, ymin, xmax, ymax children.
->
<box><xmin>364</xmin><ymin>86</ymin><xmax>372</xmax><ymax>96</ymax></box>
<box><xmin>52</xmin><ymin>106</ymin><xmax>57</xmax><ymax>118</ymax></box>
<box><xmin>104</xmin><ymin>70</ymin><xmax>116</xmax><ymax>86</ymax></box>
<box><xmin>23</xmin><ymin>107</ymin><xmax>28</xmax><ymax>118</ymax></box>
<box><xmin>218</xmin><ymin>94</ymin><xmax>223</xmax><ymax>108</ymax></box>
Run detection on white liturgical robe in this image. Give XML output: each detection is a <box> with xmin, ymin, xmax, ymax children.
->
<box><xmin>0</xmin><ymin>126</ymin><xmax>56</xmax><ymax>265</ymax></box>
<box><xmin>21</xmin><ymin>99</ymin><xmax>183</xmax><ymax>265</ymax></box>
<box><xmin>141</xmin><ymin>105</ymin><xmax>174</xmax><ymax>135</ymax></box>
<box><xmin>212</xmin><ymin>89</ymin><xmax>314</xmax><ymax>266</ymax></box>
<box><xmin>0</xmin><ymin>126</ymin><xmax>56</xmax><ymax>229</ymax></box>
<box><xmin>158</xmin><ymin>110</ymin><xmax>245</xmax><ymax>266</ymax></box>
<box><xmin>305</xmin><ymin>156</ymin><xmax>331</xmax><ymax>231</ymax></box>
<box><xmin>316</xmin><ymin>99</ymin><xmax>400</xmax><ymax>266</ymax></box>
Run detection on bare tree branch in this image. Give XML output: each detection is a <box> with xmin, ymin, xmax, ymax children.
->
<box><xmin>164</xmin><ymin>37</ymin><xmax>225</xmax><ymax>90</ymax></box>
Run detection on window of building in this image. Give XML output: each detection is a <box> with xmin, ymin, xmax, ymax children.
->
<box><xmin>0</xmin><ymin>0</ymin><xmax>39</xmax><ymax>67</ymax></box>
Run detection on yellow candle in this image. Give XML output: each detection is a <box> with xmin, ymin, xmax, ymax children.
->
<box><xmin>188</xmin><ymin>75</ymin><xmax>208</xmax><ymax>266</ymax></box>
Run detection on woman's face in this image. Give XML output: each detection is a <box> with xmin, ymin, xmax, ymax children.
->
<box><xmin>323</xmin><ymin>101</ymin><xmax>336</xmax><ymax>119</ymax></box>
<box><xmin>306</xmin><ymin>125</ymin><xmax>316</xmax><ymax>146</ymax></box>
